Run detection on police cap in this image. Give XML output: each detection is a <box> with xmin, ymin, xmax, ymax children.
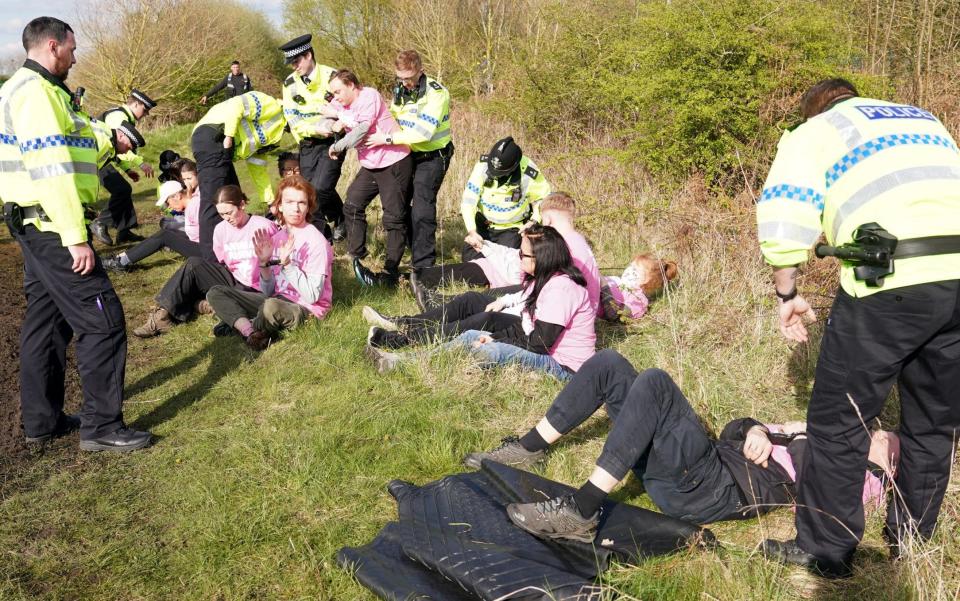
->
<box><xmin>280</xmin><ymin>34</ymin><xmax>313</xmax><ymax>64</ymax></box>
<box><xmin>130</xmin><ymin>89</ymin><xmax>157</xmax><ymax>110</ymax></box>
<box><xmin>486</xmin><ymin>136</ymin><xmax>522</xmax><ymax>178</ymax></box>
<box><xmin>116</xmin><ymin>121</ymin><xmax>146</xmax><ymax>150</ymax></box>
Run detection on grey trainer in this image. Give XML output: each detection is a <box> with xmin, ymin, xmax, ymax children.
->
<box><xmin>463</xmin><ymin>435</ymin><xmax>545</xmax><ymax>470</ymax></box>
<box><xmin>362</xmin><ymin>305</ymin><xmax>399</xmax><ymax>331</ymax></box>
<box><xmin>506</xmin><ymin>494</ymin><xmax>599</xmax><ymax>544</ymax></box>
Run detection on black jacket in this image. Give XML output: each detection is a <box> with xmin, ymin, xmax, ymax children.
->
<box><xmin>206</xmin><ymin>72</ymin><xmax>253</xmax><ymax>99</ymax></box>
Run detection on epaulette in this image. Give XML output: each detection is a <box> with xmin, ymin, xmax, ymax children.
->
<box><xmin>524</xmin><ymin>165</ymin><xmax>539</xmax><ymax>179</ymax></box>
<box><xmin>480</xmin><ymin>154</ymin><xmax>488</xmax><ymax>162</ymax></box>
<box><xmin>284</xmin><ymin>74</ymin><xmax>295</xmax><ymax>87</ymax></box>
<box><xmin>429</xmin><ymin>80</ymin><xmax>443</xmax><ymax>91</ymax></box>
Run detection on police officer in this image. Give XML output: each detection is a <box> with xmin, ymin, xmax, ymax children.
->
<box><xmin>90</xmin><ymin>88</ymin><xmax>157</xmax><ymax>246</ymax></box>
<box><xmin>91</xmin><ymin>120</ymin><xmax>147</xmax><ymax>170</ymax></box>
<box><xmin>200</xmin><ymin>60</ymin><xmax>253</xmax><ymax>105</ymax></box>
<box><xmin>756</xmin><ymin>78</ymin><xmax>960</xmax><ymax>576</ymax></box>
<box><xmin>366</xmin><ymin>49</ymin><xmax>453</xmax><ymax>270</ymax></box>
<box><xmin>279</xmin><ymin>34</ymin><xmax>345</xmax><ymax>240</ymax></box>
<box><xmin>460</xmin><ymin>136</ymin><xmax>551</xmax><ymax>261</ymax></box>
<box><xmin>191</xmin><ymin>90</ymin><xmax>286</xmax><ymax>261</ymax></box>
<box><xmin>0</xmin><ymin>17</ymin><xmax>152</xmax><ymax>452</ymax></box>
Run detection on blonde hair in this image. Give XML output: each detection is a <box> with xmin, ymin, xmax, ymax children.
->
<box><xmin>395</xmin><ymin>49</ymin><xmax>422</xmax><ymax>71</ymax></box>
<box><xmin>540</xmin><ymin>191</ymin><xmax>576</xmax><ymax>218</ymax></box>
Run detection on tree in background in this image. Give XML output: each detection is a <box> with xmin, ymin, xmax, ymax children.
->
<box><xmin>74</xmin><ymin>0</ymin><xmax>287</xmax><ymax>121</ymax></box>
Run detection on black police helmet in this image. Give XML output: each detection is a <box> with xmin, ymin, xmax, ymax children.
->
<box><xmin>158</xmin><ymin>150</ymin><xmax>181</xmax><ymax>172</ymax></box>
<box><xmin>486</xmin><ymin>136</ymin><xmax>522</xmax><ymax>178</ymax></box>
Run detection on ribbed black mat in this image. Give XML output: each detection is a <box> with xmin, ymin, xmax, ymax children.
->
<box><xmin>336</xmin><ymin>460</ymin><xmax>714</xmax><ymax>601</ymax></box>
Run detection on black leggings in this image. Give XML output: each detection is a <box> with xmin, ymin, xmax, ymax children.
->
<box><xmin>543</xmin><ymin>350</ymin><xmax>742</xmax><ymax>525</ymax></box>
<box><xmin>416</xmin><ymin>262</ymin><xmax>489</xmax><ymax>288</ymax></box>
<box><xmin>398</xmin><ymin>291</ymin><xmax>520</xmax><ymax>345</ymax></box>
<box><xmin>125</xmin><ymin>229</ymin><xmax>202</xmax><ymax>265</ymax></box>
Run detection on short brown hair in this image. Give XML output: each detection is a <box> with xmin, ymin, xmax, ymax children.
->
<box><xmin>540</xmin><ymin>192</ymin><xmax>576</xmax><ymax>217</ymax></box>
<box><xmin>800</xmin><ymin>78</ymin><xmax>859</xmax><ymax>120</ymax></box>
<box><xmin>22</xmin><ymin>16</ymin><xmax>72</xmax><ymax>52</ymax></box>
<box><xmin>330</xmin><ymin>69</ymin><xmax>361</xmax><ymax>88</ymax></box>
<box><xmin>215</xmin><ymin>184</ymin><xmax>248</xmax><ymax>208</ymax></box>
<box><xmin>395</xmin><ymin>50</ymin><xmax>422</xmax><ymax>71</ymax></box>
<box><xmin>271</xmin><ymin>175</ymin><xmax>318</xmax><ymax>225</ymax></box>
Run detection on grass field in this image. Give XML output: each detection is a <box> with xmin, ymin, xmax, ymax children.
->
<box><xmin>0</xmin><ymin>114</ymin><xmax>957</xmax><ymax>600</ymax></box>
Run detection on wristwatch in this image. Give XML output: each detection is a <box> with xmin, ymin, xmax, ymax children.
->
<box><xmin>775</xmin><ymin>287</ymin><xmax>798</xmax><ymax>302</ymax></box>
<box><xmin>385</xmin><ymin>136</ymin><xmax>393</xmax><ymax>144</ymax></box>
<box><xmin>260</xmin><ymin>259</ymin><xmax>280</xmax><ymax>268</ymax></box>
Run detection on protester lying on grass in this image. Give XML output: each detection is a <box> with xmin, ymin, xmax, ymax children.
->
<box><xmin>105</xmin><ymin>160</ymin><xmax>203</xmax><ymax>272</ymax></box>
<box><xmin>133</xmin><ymin>185</ymin><xmax>277</xmax><ymax>338</ymax></box>
<box><xmin>462</xmin><ymin>349</ymin><xmax>899</xmax><ymax>543</ymax></box>
<box><xmin>364</xmin><ymin>225</ymin><xmax>596</xmax><ymax>380</ymax></box>
<box><xmin>206</xmin><ymin>176</ymin><xmax>333</xmax><ymax>351</ymax></box>
<box><xmin>599</xmin><ymin>253</ymin><xmax>678</xmax><ymax>322</ymax></box>
<box><xmin>409</xmin><ymin>192</ymin><xmax>600</xmax><ymax>313</ymax></box>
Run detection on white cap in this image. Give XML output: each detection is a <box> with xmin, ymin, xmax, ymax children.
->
<box><xmin>156</xmin><ymin>180</ymin><xmax>185</xmax><ymax>207</ymax></box>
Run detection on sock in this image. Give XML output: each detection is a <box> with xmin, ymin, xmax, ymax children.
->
<box><xmin>234</xmin><ymin>318</ymin><xmax>254</xmax><ymax>338</ymax></box>
<box><xmin>118</xmin><ymin>253</ymin><xmax>131</xmax><ymax>266</ymax></box>
<box><xmin>572</xmin><ymin>481</ymin><xmax>606</xmax><ymax>518</ymax></box>
<box><xmin>518</xmin><ymin>428</ymin><xmax>550</xmax><ymax>453</ymax></box>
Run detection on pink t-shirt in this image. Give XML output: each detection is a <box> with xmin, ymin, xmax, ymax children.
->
<box><xmin>560</xmin><ymin>230</ymin><xmax>600</xmax><ymax>313</ymax></box>
<box><xmin>606</xmin><ymin>277</ymin><xmax>650</xmax><ymax>319</ymax></box>
<box><xmin>212</xmin><ymin>214</ymin><xmax>278</xmax><ymax>290</ymax></box>
<box><xmin>520</xmin><ymin>274</ymin><xmax>596</xmax><ymax>371</ymax></box>
<box><xmin>271</xmin><ymin>224</ymin><xmax>334</xmax><ymax>319</ymax></box>
<box><xmin>184</xmin><ymin>191</ymin><xmax>201</xmax><ymax>243</ymax></box>
<box><xmin>336</xmin><ymin>87</ymin><xmax>409</xmax><ymax>169</ymax></box>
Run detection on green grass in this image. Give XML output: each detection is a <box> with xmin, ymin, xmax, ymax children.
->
<box><xmin>0</xmin><ymin>116</ymin><xmax>957</xmax><ymax>600</ymax></box>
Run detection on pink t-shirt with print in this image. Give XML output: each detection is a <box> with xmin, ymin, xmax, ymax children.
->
<box><xmin>335</xmin><ymin>87</ymin><xmax>409</xmax><ymax>169</ymax></box>
<box><xmin>520</xmin><ymin>274</ymin><xmax>596</xmax><ymax>371</ymax></box>
<box><xmin>561</xmin><ymin>230</ymin><xmax>601</xmax><ymax>313</ymax></box>
<box><xmin>184</xmin><ymin>191</ymin><xmax>201</xmax><ymax>243</ymax></box>
<box><xmin>271</xmin><ymin>224</ymin><xmax>334</xmax><ymax>319</ymax></box>
<box><xmin>212</xmin><ymin>214</ymin><xmax>277</xmax><ymax>290</ymax></box>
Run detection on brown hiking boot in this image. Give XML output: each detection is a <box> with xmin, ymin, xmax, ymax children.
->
<box><xmin>194</xmin><ymin>299</ymin><xmax>214</xmax><ymax>315</ymax></box>
<box><xmin>133</xmin><ymin>307</ymin><xmax>174</xmax><ymax>338</ymax></box>
<box><xmin>245</xmin><ymin>330</ymin><xmax>271</xmax><ymax>351</ymax></box>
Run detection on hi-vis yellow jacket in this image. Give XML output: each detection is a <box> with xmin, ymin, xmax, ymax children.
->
<box><xmin>389</xmin><ymin>75</ymin><xmax>451</xmax><ymax>153</ymax></box>
<box><xmin>460</xmin><ymin>155</ymin><xmax>551</xmax><ymax>232</ymax></box>
<box><xmin>757</xmin><ymin>97</ymin><xmax>960</xmax><ymax>297</ymax></box>
<box><xmin>90</xmin><ymin>119</ymin><xmax>119</xmax><ymax>169</ymax></box>
<box><xmin>282</xmin><ymin>63</ymin><xmax>338</xmax><ymax>144</ymax></box>
<box><xmin>102</xmin><ymin>105</ymin><xmax>143</xmax><ymax>171</ymax></box>
<box><xmin>0</xmin><ymin>64</ymin><xmax>99</xmax><ymax>246</ymax></box>
<box><xmin>194</xmin><ymin>91</ymin><xmax>286</xmax><ymax>204</ymax></box>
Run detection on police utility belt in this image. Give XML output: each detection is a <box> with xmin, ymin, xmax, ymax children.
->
<box><xmin>816</xmin><ymin>222</ymin><xmax>960</xmax><ymax>287</ymax></box>
<box><xmin>412</xmin><ymin>142</ymin><xmax>454</xmax><ymax>162</ymax></box>
<box><xmin>3</xmin><ymin>203</ymin><xmax>50</xmax><ymax>235</ymax></box>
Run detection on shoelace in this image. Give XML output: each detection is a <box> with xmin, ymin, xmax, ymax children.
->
<box><xmin>533</xmin><ymin>495</ymin><xmax>571</xmax><ymax>519</ymax></box>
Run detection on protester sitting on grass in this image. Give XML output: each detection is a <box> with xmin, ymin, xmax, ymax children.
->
<box><xmin>206</xmin><ymin>176</ymin><xmax>333</xmax><ymax>351</ymax></box>
<box><xmin>409</xmin><ymin>192</ymin><xmax>600</xmax><ymax>313</ymax></box>
<box><xmin>133</xmin><ymin>185</ymin><xmax>277</xmax><ymax>337</ymax></box>
<box><xmin>106</xmin><ymin>160</ymin><xmax>203</xmax><ymax>272</ymax></box>
<box><xmin>156</xmin><ymin>149</ymin><xmax>182</xmax><ymax>184</ymax></box>
<box><xmin>365</xmin><ymin>225</ymin><xmax>596</xmax><ymax>380</ymax></box>
<box><xmin>462</xmin><ymin>349</ymin><xmax>899</xmax><ymax>543</ymax></box>
<box><xmin>599</xmin><ymin>253</ymin><xmax>678</xmax><ymax>322</ymax></box>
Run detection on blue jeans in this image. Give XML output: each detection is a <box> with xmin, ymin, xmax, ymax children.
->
<box><xmin>444</xmin><ymin>330</ymin><xmax>571</xmax><ymax>381</ymax></box>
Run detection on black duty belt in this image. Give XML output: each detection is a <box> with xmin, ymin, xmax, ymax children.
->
<box><xmin>412</xmin><ymin>142</ymin><xmax>454</xmax><ymax>162</ymax></box>
<box><xmin>892</xmin><ymin>235</ymin><xmax>960</xmax><ymax>259</ymax></box>
<box><xmin>4</xmin><ymin>203</ymin><xmax>51</xmax><ymax>222</ymax></box>
<box><xmin>300</xmin><ymin>136</ymin><xmax>334</xmax><ymax>147</ymax></box>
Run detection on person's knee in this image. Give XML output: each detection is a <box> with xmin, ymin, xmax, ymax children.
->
<box><xmin>184</xmin><ymin>256</ymin><xmax>206</xmax><ymax>270</ymax></box>
<box><xmin>261</xmin><ymin>298</ymin><xmax>284</xmax><ymax>325</ymax></box>
<box><xmin>635</xmin><ymin>367</ymin><xmax>674</xmax><ymax>389</ymax></box>
<box><xmin>206</xmin><ymin>285</ymin><xmax>228</xmax><ymax>304</ymax></box>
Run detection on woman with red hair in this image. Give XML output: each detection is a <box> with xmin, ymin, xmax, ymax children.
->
<box><xmin>206</xmin><ymin>176</ymin><xmax>334</xmax><ymax>350</ymax></box>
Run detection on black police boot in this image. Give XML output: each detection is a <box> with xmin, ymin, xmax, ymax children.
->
<box><xmin>79</xmin><ymin>427</ymin><xmax>153</xmax><ymax>452</ymax></box>
<box><xmin>758</xmin><ymin>539</ymin><xmax>853</xmax><ymax>579</ymax></box>
<box><xmin>116</xmin><ymin>229</ymin><xmax>145</xmax><ymax>243</ymax></box>
<box><xmin>90</xmin><ymin>220</ymin><xmax>113</xmax><ymax>246</ymax></box>
<box><xmin>25</xmin><ymin>412</ymin><xmax>81</xmax><ymax>443</ymax></box>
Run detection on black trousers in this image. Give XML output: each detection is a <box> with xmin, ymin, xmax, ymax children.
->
<box><xmin>544</xmin><ymin>350</ymin><xmax>742</xmax><ymax>525</ymax></box>
<box><xmin>796</xmin><ymin>282</ymin><xmax>960</xmax><ymax>566</ymax></box>
<box><xmin>155</xmin><ymin>256</ymin><xmax>250</xmax><ymax>322</ymax></box>
<box><xmin>96</xmin><ymin>164</ymin><xmax>137</xmax><ymax>232</ymax></box>
<box><xmin>406</xmin><ymin>146</ymin><xmax>453</xmax><ymax>269</ymax></box>
<box><xmin>398</xmin><ymin>290</ymin><xmax>520</xmax><ymax>345</ymax></box>
<box><xmin>416</xmin><ymin>261</ymin><xmax>489</xmax><ymax>289</ymax></box>
<box><xmin>344</xmin><ymin>155</ymin><xmax>413</xmax><ymax>274</ymax></box>
<box><xmin>461</xmin><ymin>221</ymin><xmax>521</xmax><ymax>262</ymax></box>
<box><xmin>15</xmin><ymin>226</ymin><xmax>127</xmax><ymax>440</ymax></box>
<box><xmin>125</xmin><ymin>228</ymin><xmax>201</xmax><ymax>265</ymax></box>
<box><xmin>299</xmin><ymin>139</ymin><xmax>345</xmax><ymax>230</ymax></box>
<box><xmin>192</xmin><ymin>125</ymin><xmax>239</xmax><ymax>262</ymax></box>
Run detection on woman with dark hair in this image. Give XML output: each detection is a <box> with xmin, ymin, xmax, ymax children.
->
<box><xmin>157</xmin><ymin>150</ymin><xmax>183</xmax><ymax>184</ymax></box>
<box><xmin>132</xmin><ymin>185</ymin><xmax>277</xmax><ymax>338</ymax></box>
<box><xmin>365</xmin><ymin>225</ymin><xmax>596</xmax><ymax>380</ymax></box>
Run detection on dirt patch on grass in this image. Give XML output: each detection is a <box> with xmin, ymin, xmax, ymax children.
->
<box><xmin>0</xmin><ymin>236</ymin><xmax>82</xmax><ymax>464</ymax></box>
